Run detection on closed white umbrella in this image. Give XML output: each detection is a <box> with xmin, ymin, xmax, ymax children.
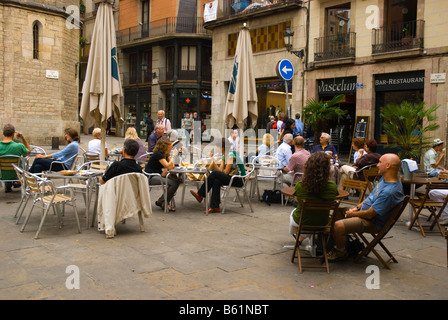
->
<box><xmin>224</xmin><ymin>24</ymin><xmax>258</xmax><ymax>130</ymax></box>
<box><xmin>80</xmin><ymin>0</ymin><xmax>122</xmax><ymax>161</ymax></box>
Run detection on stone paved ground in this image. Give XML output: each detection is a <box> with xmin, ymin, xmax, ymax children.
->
<box><xmin>0</xmin><ymin>134</ymin><xmax>446</xmax><ymax>305</ymax></box>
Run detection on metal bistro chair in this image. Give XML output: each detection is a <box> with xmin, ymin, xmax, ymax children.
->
<box><xmin>20</xmin><ymin>170</ymin><xmax>81</xmax><ymax>239</ymax></box>
<box><xmin>66</xmin><ymin>160</ymin><xmax>111</xmax><ymax>227</ymax></box>
<box><xmin>252</xmin><ymin>155</ymin><xmax>282</xmax><ymax>200</ymax></box>
<box><xmin>136</xmin><ymin>152</ymin><xmax>152</xmax><ymax>169</ymax></box>
<box><xmin>220</xmin><ymin>164</ymin><xmax>255</xmax><ymax>214</ymax></box>
<box><xmin>48</xmin><ymin>153</ymin><xmax>79</xmax><ymax>172</ymax></box>
<box><xmin>142</xmin><ymin>170</ymin><xmax>169</xmax><ymax>213</ymax></box>
<box><xmin>0</xmin><ymin>155</ymin><xmax>26</xmax><ymax>192</ymax></box>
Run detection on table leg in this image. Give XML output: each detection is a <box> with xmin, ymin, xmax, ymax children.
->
<box><xmin>406</xmin><ymin>183</ymin><xmax>416</xmax><ymax>227</ymax></box>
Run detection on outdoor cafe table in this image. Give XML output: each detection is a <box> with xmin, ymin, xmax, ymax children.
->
<box><xmin>44</xmin><ymin>170</ymin><xmax>103</xmax><ymax>228</ymax></box>
<box><xmin>167</xmin><ymin>166</ymin><xmax>209</xmax><ymax>214</ymax></box>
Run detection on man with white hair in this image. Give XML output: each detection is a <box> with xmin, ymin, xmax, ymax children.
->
<box><xmin>311</xmin><ymin>132</ymin><xmax>338</xmax><ymax>158</ymax></box>
<box><xmin>156</xmin><ymin>110</ymin><xmax>171</xmax><ymax>133</ymax></box>
<box><xmin>277</xmin><ymin>133</ymin><xmax>294</xmax><ymax>169</ymax></box>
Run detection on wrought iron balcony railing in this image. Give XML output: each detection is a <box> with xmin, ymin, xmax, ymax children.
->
<box><xmin>314</xmin><ymin>32</ymin><xmax>356</xmax><ymax>61</ymax></box>
<box><xmin>117</xmin><ymin>17</ymin><xmax>211</xmax><ymax>46</ymax></box>
<box><xmin>372</xmin><ymin>20</ymin><xmax>424</xmax><ymax>54</ymax></box>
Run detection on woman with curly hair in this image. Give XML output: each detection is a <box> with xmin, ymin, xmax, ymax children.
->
<box><xmin>289</xmin><ymin>152</ymin><xmax>338</xmax><ymax>242</ymax></box>
<box><xmin>145</xmin><ymin>136</ymin><xmax>180</xmax><ymax>212</ymax></box>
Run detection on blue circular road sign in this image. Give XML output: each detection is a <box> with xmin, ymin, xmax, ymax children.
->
<box><xmin>276</xmin><ymin>59</ymin><xmax>294</xmax><ymax>81</ymax></box>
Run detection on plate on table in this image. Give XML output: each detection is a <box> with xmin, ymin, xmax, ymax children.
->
<box><xmin>61</xmin><ymin>170</ymin><xmax>77</xmax><ymax>176</ymax></box>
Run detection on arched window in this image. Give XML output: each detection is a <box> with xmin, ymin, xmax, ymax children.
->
<box><xmin>33</xmin><ymin>23</ymin><xmax>39</xmax><ymax>59</ymax></box>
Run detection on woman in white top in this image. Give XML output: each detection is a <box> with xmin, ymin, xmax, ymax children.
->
<box><xmin>337</xmin><ymin>137</ymin><xmax>365</xmax><ymax>189</ymax></box>
<box><xmin>88</xmin><ymin>128</ymin><xmax>109</xmax><ymax>157</ymax></box>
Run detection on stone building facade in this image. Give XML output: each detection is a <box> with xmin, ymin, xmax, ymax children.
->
<box><xmin>0</xmin><ymin>0</ymin><xmax>80</xmax><ymax>145</ymax></box>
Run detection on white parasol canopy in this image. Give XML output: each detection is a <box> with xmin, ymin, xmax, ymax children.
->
<box><xmin>80</xmin><ymin>0</ymin><xmax>123</xmax><ymax>161</ymax></box>
<box><xmin>224</xmin><ymin>24</ymin><xmax>258</xmax><ymax>130</ymax></box>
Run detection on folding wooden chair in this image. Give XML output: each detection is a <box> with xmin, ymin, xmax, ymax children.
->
<box><xmin>353</xmin><ymin>196</ymin><xmax>410</xmax><ymax>269</ymax></box>
<box><xmin>363</xmin><ymin>166</ymin><xmax>380</xmax><ymax>192</ymax></box>
<box><xmin>408</xmin><ymin>182</ymin><xmax>448</xmax><ymax>237</ymax></box>
<box><xmin>291</xmin><ymin>199</ymin><xmax>340</xmax><ymax>273</ymax></box>
<box><xmin>339</xmin><ymin>178</ymin><xmax>368</xmax><ymax>207</ymax></box>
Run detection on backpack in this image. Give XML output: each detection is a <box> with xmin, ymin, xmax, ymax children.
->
<box><xmin>261</xmin><ymin>189</ymin><xmax>282</xmax><ymax>205</ymax></box>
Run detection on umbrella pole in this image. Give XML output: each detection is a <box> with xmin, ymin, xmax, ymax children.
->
<box><xmin>101</xmin><ymin>121</ymin><xmax>106</xmax><ymax>161</ymax></box>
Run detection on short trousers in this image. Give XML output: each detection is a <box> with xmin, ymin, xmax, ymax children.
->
<box><xmin>342</xmin><ymin>217</ymin><xmax>378</xmax><ymax>235</ymax></box>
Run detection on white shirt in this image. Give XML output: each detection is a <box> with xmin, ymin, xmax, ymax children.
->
<box><xmin>277</xmin><ymin>142</ymin><xmax>292</xmax><ymax>168</ymax></box>
<box><xmin>88</xmin><ymin>139</ymin><xmax>107</xmax><ymax>155</ymax></box>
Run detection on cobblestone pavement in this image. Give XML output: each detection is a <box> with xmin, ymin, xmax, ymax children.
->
<box><xmin>0</xmin><ymin>134</ymin><xmax>447</xmax><ymax>303</ymax></box>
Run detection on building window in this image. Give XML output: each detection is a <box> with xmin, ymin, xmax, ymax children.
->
<box><xmin>33</xmin><ymin>23</ymin><xmax>39</xmax><ymax>59</ymax></box>
<box><xmin>181</xmin><ymin>46</ymin><xmax>197</xmax><ymax>71</ymax></box>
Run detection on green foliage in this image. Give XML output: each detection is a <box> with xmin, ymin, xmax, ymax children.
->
<box><xmin>380</xmin><ymin>101</ymin><xmax>440</xmax><ymax>160</ymax></box>
<box><xmin>303</xmin><ymin>94</ymin><xmax>346</xmax><ymax>141</ymax></box>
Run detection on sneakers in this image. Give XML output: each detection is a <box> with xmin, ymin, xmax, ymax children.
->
<box><xmin>204</xmin><ymin>208</ymin><xmax>220</xmax><ymax>214</ymax></box>
<box><xmin>327</xmin><ymin>248</ymin><xmax>348</xmax><ymax>262</ymax></box>
<box><xmin>190</xmin><ymin>190</ymin><xmax>203</xmax><ymax>203</ymax></box>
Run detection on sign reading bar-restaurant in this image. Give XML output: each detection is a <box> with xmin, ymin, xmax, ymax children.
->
<box><xmin>375</xmin><ymin>70</ymin><xmax>425</xmax><ymax>91</ymax></box>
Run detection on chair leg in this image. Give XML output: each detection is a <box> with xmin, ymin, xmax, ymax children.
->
<box><xmin>34</xmin><ymin>205</ymin><xmax>52</xmax><ymax>239</ymax></box>
<box><xmin>321</xmin><ymin>233</ymin><xmax>330</xmax><ymax>273</ymax></box>
<box><xmin>20</xmin><ymin>205</ymin><xmax>35</xmax><ymax>232</ymax></box>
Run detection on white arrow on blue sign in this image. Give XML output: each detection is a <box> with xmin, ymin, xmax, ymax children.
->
<box><xmin>276</xmin><ymin>59</ymin><xmax>294</xmax><ymax>81</ymax></box>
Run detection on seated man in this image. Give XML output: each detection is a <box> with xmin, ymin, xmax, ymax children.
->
<box><xmin>282</xmin><ymin>136</ymin><xmax>310</xmax><ymax>186</ymax></box>
<box><xmin>277</xmin><ymin>133</ymin><xmax>294</xmax><ymax>169</ymax></box>
<box><xmin>423</xmin><ymin>138</ymin><xmax>446</xmax><ymax>177</ymax></box>
<box><xmin>328</xmin><ymin>153</ymin><xmax>404</xmax><ymax>261</ymax></box>
<box><xmin>100</xmin><ymin>139</ymin><xmax>142</xmax><ymax>185</ymax></box>
<box><xmin>147</xmin><ymin>124</ymin><xmax>165</xmax><ymax>153</ymax></box>
<box><xmin>0</xmin><ymin>124</ymin><xmax>31</xmax><ymax>192</ymax></box>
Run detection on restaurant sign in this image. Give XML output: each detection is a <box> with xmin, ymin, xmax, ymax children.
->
<box><xmin>375</xmin><ymin>70</ymin><xmax>425</xmax><ymax>91</ymax></box>
<box><xmin>318</xmin><ymin>77</ymin><xmax>357</xmax><ymax>95</ymax></box>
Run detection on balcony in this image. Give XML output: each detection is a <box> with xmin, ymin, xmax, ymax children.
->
<box><xmin>314</xmin><ymin>32</ymin><xmax>356</xmax><ymax>63</ymax></box>
<box><xmin>117</xmin><ymin>17</ymin><xmax>211</xmax><ymax>47</ymax></box>
<box><xmin>205</xmin><ymin>0</ymin><xmax>302</xmax><ymax>28</ymax></box>
<box><xmin>372</xmin><ymin>20</ymin><xmax>424</xmax><ymax>55</ymax></box>
<box><xmin>122</xmin><ymin>64</ymin><xmax>211</xmax><ymax>86</ymax></box>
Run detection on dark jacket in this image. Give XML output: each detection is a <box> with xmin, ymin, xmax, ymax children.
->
<box><xmin>354</xmin><ymin>152</ymin><xmax>381</xmax><ymax>180</ymax></box>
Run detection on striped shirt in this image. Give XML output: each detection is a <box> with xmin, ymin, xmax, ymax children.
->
<box><xmin>287</xmin><ymin>148</ymin><xmax>311</xmax><ymax>183</ymax></box>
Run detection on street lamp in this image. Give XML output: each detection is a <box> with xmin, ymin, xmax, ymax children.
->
<box><xmin>283</xmin><ymin>27</ymin><xmax>304</xmax><ymax>59</ymax></box>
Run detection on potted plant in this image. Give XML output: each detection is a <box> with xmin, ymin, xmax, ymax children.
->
<box><xmin>380</xmin><ymin>101</ymin><xmax>440</xmax><ymax>160</ymax></box>
<box><xmin>402</xmin><ymin>24</ymin><xmax>412</xmax><ymax>46</ymax></box>
<box><xmin>303</xmin><ymin>94</ymin><xmax>346</xmax><ymax>143</ymax></box>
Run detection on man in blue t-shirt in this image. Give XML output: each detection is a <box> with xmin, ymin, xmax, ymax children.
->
<box><xmin>329</xmin><ymin>153</ymin><xmax>404</xmax><ymax>261</ymax></box>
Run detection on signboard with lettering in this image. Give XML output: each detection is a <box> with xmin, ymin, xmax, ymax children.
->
<box><xmin>375</xmin><ymin>70</ymin><xmax>424</xmax><ymax>91</ymax></box>
<box><xmin>318</xmin><ymin>76</ymin><xmax>357</xmax><ymax>95</ymax></box>
<box><xmin>348</xmin><ymin>116</ymin><xmax>369</xmax><ymax>163</ymax></box>
<box><xmin>430</xmin><ymin>73</ymin><xmax>446</xmax><ymax>84</ymax></box>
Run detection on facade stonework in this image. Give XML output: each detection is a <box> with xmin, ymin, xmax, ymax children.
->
<box><xmin>0</xmin><ymin>0</ymin><xmax>79</xmax><ymax>145</ymax></box>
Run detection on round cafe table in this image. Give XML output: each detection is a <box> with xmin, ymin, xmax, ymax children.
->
<box><xmin>281</xmin><ymin>186</ymin><xmax>349</xmax><ymax>203</ymax></box>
